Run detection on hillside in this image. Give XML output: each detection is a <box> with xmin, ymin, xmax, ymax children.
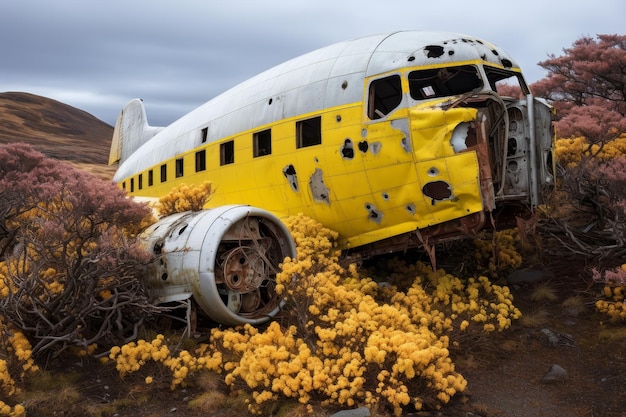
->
<box><xmin>0</xmin><ymin>91</ymin><xmax>115</xmax><ymax>177</ymax></box>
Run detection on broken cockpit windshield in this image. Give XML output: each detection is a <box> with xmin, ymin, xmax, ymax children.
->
<box><xmin>409</xmin><ymin>65</ymin><xmax>482</xmax><ymax>100</ymax></box>
<box><xmin>483</xmin><ymin>66</ymin><xmax>529</xmax><ymax>97</ymax></box>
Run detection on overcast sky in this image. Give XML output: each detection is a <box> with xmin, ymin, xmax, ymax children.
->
<box><xmin>1</xmin><ymin>0</ymin><xmax>624</xmax><ymax>127</ymax></box>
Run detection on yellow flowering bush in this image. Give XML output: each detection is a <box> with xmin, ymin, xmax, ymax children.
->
<box><xmin>206</xmin><ymin>214</ymin><xmax>520</xmax><ymax>415</ymax></box>
<box><xmin>472</xmin><ymin>229</ymin><xmax>523</xmax><ymax>278</ymax></box>
<box><xmin>106</xmin><ymin>214</ymin><xmax>522</xmax><ymax>416</ymax></box>
<box><xmin>0</xmin><ymin>402</ymin><xmax>25</xmax><ymax>417</ymax></box>
<box><xmin>387</xmin><ymin>261</ymin><xmax>522</xmax><ymax>334</ymax></box>
<box><xmin>0</xmin><ymin>320</ymin><xmax>38</xmax><ymax>416</ymax></box>
<box><xmin>0</xmin><ymin>145</ymin><xmax>158</xmax><ymax>359</ymax></box>
<box><xmin>155</xmin><ymin>181</ymin><xmax>213</xmax><ymax>216</ymax></box>
<box><xmin>555</xmin><ymin>133</ymin><xmax>626</xmax><ymax>168</ymax></box>
<box><xmin>596</xmin><ymin>286</ymin><xmax>626</xmax><ymax>322</ymax></box>
<box><xmin>108</xmin><ymin>334</ymin><xmax>222</xmax><ymax>389</ymax></box>
<box><xmin>593</xmin><ymin>264</ymin><xmax>626</xmax><ymax>323</ymax></box>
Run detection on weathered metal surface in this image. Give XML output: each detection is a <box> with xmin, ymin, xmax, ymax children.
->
<box><xmin>140</xmin><ymin>206</ymin><xmax>296</xmax><ymax>325</ymax></box>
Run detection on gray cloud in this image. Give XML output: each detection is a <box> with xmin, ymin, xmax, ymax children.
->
<box><xmin>1</xmin><ymin>0</ymin><xmax>624</xmax><ymax>127</ymax></box>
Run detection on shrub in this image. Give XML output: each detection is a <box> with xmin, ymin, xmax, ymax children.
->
<box><xmin>106</xmin><ymin>214</ymin><xmax>523</xmax><ymax>416</ymax></box>
<box><xmin>593</xmin><ymin>265</ymin><xmax>626</xmax><ymax>323</ymax></box>
<box><xmin>471</xmin><ymin>229</ymin><xmax>523</xmax><ymax>278</ymax></box>
<box><xmin>0</xmin><ymin>143</ymin><xmax>158</xmax><ymax>357</ymax></box>
<box><xmin>155</xmin><ymin>181</ymin><xmax>213</xmax><ymax>217</ymax></box>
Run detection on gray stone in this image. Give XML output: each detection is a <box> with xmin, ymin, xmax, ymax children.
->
<box><xmin>539</xmin><ymin>328</ymin><xmax>576</xmax><ymax>347</ymax></box>
<box><xmin>331</xmin><ymin>407</ymin><xmax>371</xmax><ymax>417</ymax></box>
<box><xmin>540</xmin><ymin>328</ymin><xmax>560</xmax><ymax>346</ymax></box>
<box><xmin>541</xmin><ymin>364</ymin><xmax>568</xmax><ymax>383</ymax></box>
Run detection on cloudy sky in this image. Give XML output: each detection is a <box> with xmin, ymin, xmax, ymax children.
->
<box><xmin>1</xmin><ymin>0</ymin><xmax>624</xmax><ymax>127</ymax></box>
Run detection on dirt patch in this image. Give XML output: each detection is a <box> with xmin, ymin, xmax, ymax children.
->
<box><xmin>451</xmin><ymin>264</ymin><xmax>626</xmax><ymax>417</ymax></box>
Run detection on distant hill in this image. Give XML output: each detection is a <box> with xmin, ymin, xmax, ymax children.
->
<box><xmin>0</xmin><ymin>92</ymin><xmax>114</xmax><ymax>167</ymax></box>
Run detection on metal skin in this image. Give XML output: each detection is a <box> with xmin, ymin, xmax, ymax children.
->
<box><xmin>110</xmin><ymin>31</ymin><xmax>555</xmax><ymax>324</ymax></box>
<box><xmin>139</xmin><ymin>206</ymin><xmax>296</xmax><ymax>325</ymax></box>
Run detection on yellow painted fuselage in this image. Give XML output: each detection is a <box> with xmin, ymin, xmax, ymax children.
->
<box><xmin>111</xmin><ymin>31</ymin><xmax>554</xmax><ymax>256</ymax></box>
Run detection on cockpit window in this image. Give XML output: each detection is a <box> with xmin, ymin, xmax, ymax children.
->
<box><xmin>409</xmin><ymin>65</ymin><xmax>482</xmax><ymax>100</ymax></box>
<box><xmin>368</xmin><ymin>74</ymin><xmax>402</xmax><ymax>120</ymax></box>
<box><xmin>484</xmin><ymin>66</ymin><xmax>529</xmax><ymax>98</ymax></box>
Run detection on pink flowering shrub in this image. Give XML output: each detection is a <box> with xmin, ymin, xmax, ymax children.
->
<box><xmin>0</xmin><ymin>143</ymin><xmax>158</xmax><ymax>357</ymax></box>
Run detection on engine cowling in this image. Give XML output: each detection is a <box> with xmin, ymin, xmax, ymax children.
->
<box><xmin>139</xmin><ymin>205</ymin><xmax>296</xmax><ymax>326</ymax></box>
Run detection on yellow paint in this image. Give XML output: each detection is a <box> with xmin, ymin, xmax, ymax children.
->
<box><xmin>410</xmin><ymin>104</ymin><xmax>478</xmax><ymax>159</ymax></box>
<box><xmin>120</xmin><ymin>85</ymin><xmax>485</xmax><ymax>251</ymax></box>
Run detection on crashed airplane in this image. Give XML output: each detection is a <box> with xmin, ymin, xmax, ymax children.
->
<box><xmin>109</xmin><ymin>31</ymin><xmax>555</xmax><ymax>325</ymax></box>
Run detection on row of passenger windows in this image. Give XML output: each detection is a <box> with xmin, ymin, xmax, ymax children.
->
<box><xmin>123</xmin><ymin>115</ymin><xmax>322</xmax><ymax>192</ymax></box>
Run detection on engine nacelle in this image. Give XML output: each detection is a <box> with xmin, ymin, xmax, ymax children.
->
<box><xmin>139</xmin><ymin>205</ymin><xmax>296</xmax><ymax>326</ymax></box>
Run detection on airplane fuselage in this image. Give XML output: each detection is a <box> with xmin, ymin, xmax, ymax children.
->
<box><xmin>111</xmin><ymin>31</ymin><xmax>554</xmax><ymax>257</ymax></box>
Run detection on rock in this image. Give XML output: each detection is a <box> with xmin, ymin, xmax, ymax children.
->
<box><xmin>539</xmin><ymin>328</ymin><xmax>576</xmax><ymax>347</ymax></box>
<box><xmin>540</xmin><ymin>328</ymin><xmax>560</xmax><ymax>347</ymax></box>
<box><xmin>331</xmin><ymin>407</ymin><xmax>371</xmax><ymax>417</ymax></box>
<box><xmin>541</xmin><ymin>364</ymin><xmax>568</xmax><ymax>383</ymax></box>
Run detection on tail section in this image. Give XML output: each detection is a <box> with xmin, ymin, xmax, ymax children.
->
<box><xmin>108</xmin><ymin>99</ymin><xmax>164</xmax><ymax>165</ymax></box>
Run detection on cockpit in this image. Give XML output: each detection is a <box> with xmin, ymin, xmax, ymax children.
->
<box><xmin>367</xmin><ymin>64</ymin><xmax>530</xmax><ymax>120</ymax></box>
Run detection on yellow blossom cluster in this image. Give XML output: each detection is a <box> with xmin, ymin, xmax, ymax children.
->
<box><xmin>209</xmin><ymin>316</ymin><xmax>464</xmax><ymax>416</ymax></box>
<box><xmin>5</xmin><ymin>329</ymin><xmax>39</xmax><ymax>377</ymax></box>
<box><xmin>556</xmin><ymin>134</ymin><xmax>626</xmax><ymax>168</ymax></box>
<box><xmin>39</xmin><ymin>267</ymin><xmax>64</xmax><ymax>297</ymax></box>
<box><xmin>0</xmin><ymin>321</ymin><xmax>38</xmax><ymax>416</ymax></box>
<box><xmin>155</xmin><ymin>181</ymin><xmax>213</xmax><ymax>216</ymax></box>
<box><xmin>0</xmin><ymin>401</ymin><xmax>25</xmax><ymax>417</ymax></box>
<box><xmin>472</xmin><ymin>229</ymin><xmax>523</xmax><ymax>277</ymax></box>
<box><xmin>108</xmin><ymin>334</ymin><xmax>222</xmax><ymax>389</ymax></box>
<box><xmin>596</xmin><ymin>285</ymin><xmax>626</xmax><ymax>322</ymax></box>
<box><xmin>0</xmin><ymin>359</ymin><xmax>16</xmax><ymax>397</ymax></box>
<box><xmin>0</xmin><ymin>261</ymin><xmax>22</xmax><ymax>300</ymax></box>
<box><xmin>0</xmin><ymin>264</ymin><xmax>10</xmax><ymax>299</ymax></box>
<box><xmin>387</xmin><ymin>262</ymin><xmax>522</xmax><ymax>334</ymax></box>
<box><xmin>70</xmin><ymin>343</ymin><xmax>98</xmax><ymax>357</ymax></box>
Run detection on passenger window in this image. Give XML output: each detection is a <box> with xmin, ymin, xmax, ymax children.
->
<box><xmin>253</xmin><ymin>129</ymin><xmax>272</xmax><ymax>157</ymax></box>
<box><xmin>195</xmin><ymin>150</ymin><xmax>207</xmax><ymax>172</ymax></box>
<box><xmin>408</xmin><ymin>65</ymin><xmax>482</xmax><ymax>100</ymax></box>
<box><xmin>296</xmin><ymin>116</ymin><xmax>321</xmax><ymax>148</ymax></box>
<box><xmin>130</xmin><ymin>178</ymin><xmax>135</xmax><ymax>192</ymax></box>
<box><xmin>201</xmin><ymin>127</ymin><xmax>208</xmax><ymax>143</ymax></box>
<box><xmin>220</xmin><ymin>140</ymin><xmax>234</xmax><ymax>165</ymax></box>
<box><xmin>368</xmin><ymin>75</ymin><xmax>402</xmax><ymax>120</ymax></box>
<box><xmin>138</xmin><ymin>174</ymin><xmax>143</xmax><ymax>190</ymax></box>
<box><xmin>175</xmin><ymin>158</ymin><xmax>184</xmax><ymax>178</ymax></box>
<box><xmin>148</xmin><ymin>170</ymin><xmax>154</xmax><ymax>186</ymax></box>
<box><xmin>160</xmin><ymin>164</ymin><xmax>167</xmax><ymax>182</ymax></box>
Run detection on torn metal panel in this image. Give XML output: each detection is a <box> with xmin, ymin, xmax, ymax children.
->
<box><xmin>415</xmin><ymin>152</ymin><xmax>483</xmax><ymax>226</ymax></box>
<box><xmin>390</xmin><ymin>118</ymin><xmax>411</xmax><ymax>152</ymax></box>
<box><xmin>409</xmin><ymin>104</ymin><xmax>478</xmax><ymax>160</ymax></box>
<box><xmin>309</xmin><ymin>168</ymin><xmax>330</xmax><ymax>204</ymax></box>
<box><xmin>282</xmin><ymin>164</ymin><xmax>298</xmax><ymax>192</ymax></box>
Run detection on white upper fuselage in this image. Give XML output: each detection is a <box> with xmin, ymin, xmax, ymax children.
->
<box><xmin>113</xmin><ymin>31</ymin><xmax>520</xmax><ymax>182</ymax></box>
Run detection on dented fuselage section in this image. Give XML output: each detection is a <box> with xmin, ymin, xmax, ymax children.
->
<box><xmin>112</xmin><ymin>32</ymin><xmax>554</xmax><ymax>319</ymax></box>
<box><xmin>355</xmin><ymin>63</ymin><xmax>555</xmax><ymax>255</ymax></box>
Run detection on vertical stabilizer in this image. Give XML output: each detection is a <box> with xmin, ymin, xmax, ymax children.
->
<box><xmin>108</xmin><ymin>99</ymin><xmax>164</xmax><ymax>165</ymax></box>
